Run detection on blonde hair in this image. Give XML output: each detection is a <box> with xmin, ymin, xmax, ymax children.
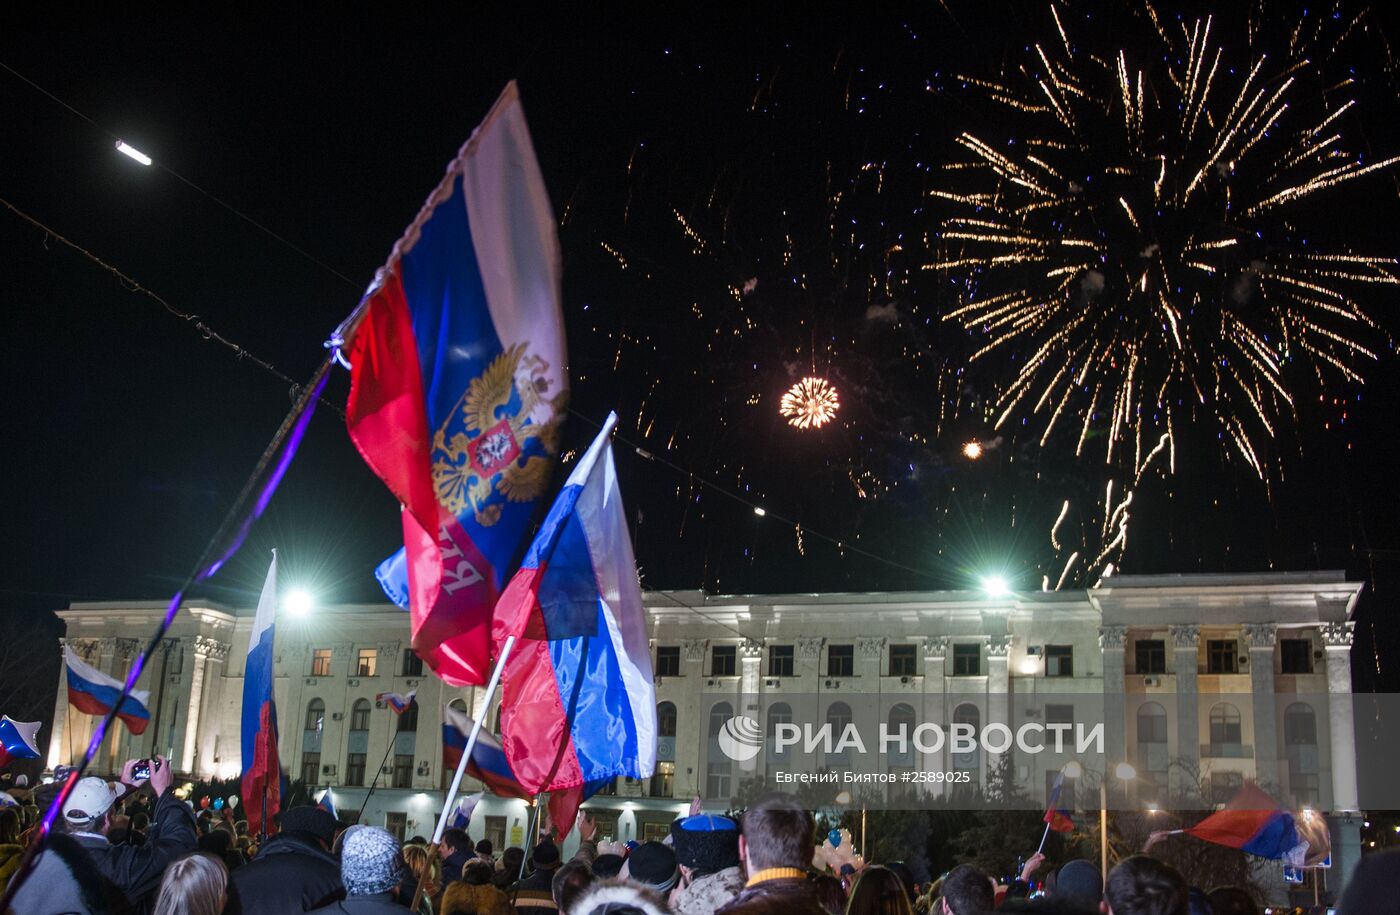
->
<box><xmin>154</xmin><ymin>853</ymin><xmax>227</xmax><ymax>915</ymax></box>
<box><xmin>401</xmin><ymin>843</ymin><xmax>440</xmax><ymax>895</ymax></box>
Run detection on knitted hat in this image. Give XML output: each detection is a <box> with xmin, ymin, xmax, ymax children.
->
<box><xmin>1056</xmin><ymin>859</ymin><xmax>1103</xmax><ymax>905</ymax></box>
<box><xmin>622</xmin><ymin>841</ymin><xmax>679</xmax><ymax>893</ymax></box>
<box><xmin>530</xmin><ymin>838</ymin><xmax>562</xmax><ymax>869</ymax></box>
<box><xmin>340</xmin><ymin>825</ymin><xmax>404</xmax><ymax>896</ymax></box>
<box><xmin>670</xmin><ymin>814</ymin><xmax>740</xmax><ymax>871</ymax></box>
<box><xmin>280</xmin><ymin>805</ymin><xmax>339</xmax><ymax>847</ymax></box>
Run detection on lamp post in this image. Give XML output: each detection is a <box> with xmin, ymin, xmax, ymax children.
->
<box><xmin>1063</xmin><ymin>761</ymin><xmax>1136</xmax><ymax>878</ymax></box>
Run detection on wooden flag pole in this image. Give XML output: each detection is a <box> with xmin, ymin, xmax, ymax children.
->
<box><xmin>411</xmin><ymin>635</ymin><xmax>516</xmax><ymax>913</ymax></box>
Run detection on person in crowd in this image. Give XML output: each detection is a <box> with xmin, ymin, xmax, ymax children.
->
<box><xmin>714</xmin><ymin>793</ymin><xmax>828</xmax><ymax>915</ymax></box>
<box><xmin>309</xmin><ymin>825</ymin><xmax>411</xmax><ymax>914</ymax></box>
<box><xmin>475</xmin><ymin>839</ymin><xmax>495</xmax><ymax>864</ymax></box>
<box><xmin>4</xmin><ymin>827</ymin><xmax>128</xmax><ymax>914</ymax></box>
<box><xmin>591</xmin><ymin>854</ymin><xmax>625</xmax><ymax>880</ymax></box>
<box><xmin>106</xmin><ymin>814</ymin><xmax>132</xmax><ymax>846</ymax></box>
<box><xmin>1185</xmin><ymin>888</ymin><xmax>1214</xmax><ymax>915</ymax></box>
<box><xmin>847</xmin><ymin>866</ymin><xmax>916</xmax><ymax>915</ymax></box>
<box><xmin>226</xmin><ymin>804</ymin><xmax>344</xmax><ymax>913</ymax></box>
<box><xmin>441</xmin><ymin>859</ymin><xmax>512</xmax><ymax>915</ymax></box>
<box><xmin>551</xmin><ymin>860</ymin><xmax>594</xmax><ymax>913</ymax></box>
<box><xmin>1203</xmin><ymin>888</ymin><xmax>1255</xmax><ymax>915</ymax></box>
<box><xmin>936</xmin><ymin>865</ymin><xmax>993</xmax><ymax>915</ymax></box>
<box><xmin>512</xmin><ymin>838</ymin><xmax>566</xmax><ymax>914</ymax></box>
<box><xmin>0</xmin><ymin>807</ymin><xmax>23</xmax><ymax>893</ymax></box>
<box><xmin>495</xmin><ymin>846</ymin><xmax>526</xmax><ymax>890</ymax></box>
<box><xmin>809</xmin><ymin>873</ymin><xmax>847</xmax><ymax>915</ymax></box>
<box><xmin>198</xmin><ymin>828</ymin><xmax>245</xmax><ymax>873</ymax></box>
<box><xmin>153</xmin><ymin>852</ymin><xmax>228</xmax><ymax>915</ymax></box>
<box><xmin>623</xmin><ymin>841</ymin><xmax>679</xmax><ymax>896</ymax></box>
<box><xmin>1103</xmin><ymin>856</ymin><xmax>1187</xmax><ymax>915</ymax></box>
<box><xmin>1009</xmin><ymin>852</ymin><xmax>1101</xmax><ymax>912</ymax></box>
<box><xmin>668</xmin><ymin>814</ymin><xmax>744</xmax><ymax>915</ymax></box>
<box><xmin>439</xmin><ymin>828</ymin><xmax>474</xmax><ymax>886</ymax></box>
<box><xmin>883</xmin><ymin>863</ymin><xmax>918</xmax><ymax>907</ymax></box>
<box><xmin>395</xmin><ymin>843</ymin><xmax>438</xmax><ymax>914</ymax></box>
<box><xmin>1338</xmin><ymin>847</ymin><xmax>1400</xmax><ymax>913</ymax></box>
<box><xmin>568</xmin><ymin>879</ymin><xmax>670</xmax><ymax>915</ymax></box>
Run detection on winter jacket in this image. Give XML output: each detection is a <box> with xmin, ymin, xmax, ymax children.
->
<box><xmin>226</xmin><ymin>831</ymin><xmax>346</xmax><ymax>914</ymax></box>
<box><xmin>671</xmin><ymin>866</ymin><xmax>745</xmax><ymax>915</ymax></box>
<box><xmin>442</xmin><ymin>849</ymin><xmax>473</xmax><ymax>886</ymax></box>
<box><xmin>569</xmin><ymin>881</ymin><xmax>669</xmax><ymax>915</ymax></box>
<box><xmin>715</xmin><ymin>871</ymin><xmax>829</xmax><ymax>915</ymax></box>
<box><xmin>441</xmin><ymin>880</ymin><xmax>513</xmax><ymax>915</ymax></box>
<box><xmin>0</xmin><ymin>844</ymin><xmax>23</xmax><ymax>895</ymax></box>
<box><xmin>73</xmin><ymin>787</ymin><xmax>198</xmax><ymax>911</ymax></box>
<box><xmin>508</xmin><ymin>864</ymin><xmax>559</xmax><ymax>913</ymax></box>
<box><xmin>4</xmin><ymin>831</ymin><xmax>128</xmax><ymax>915</ymax></box>
<box><xmin>307</xmin><ymin>891</ymin><xmax>413</xmax><ymax>915</ymax></box>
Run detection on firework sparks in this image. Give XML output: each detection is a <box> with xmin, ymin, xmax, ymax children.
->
<box><xmin>780</xmin><ymin>376</ymin><xmax>841</xmax><ymax>429</ymax></box>
<box><xmin>962</xmin><ymin>441</ymin><xmax>983</xmax><ymax>459</ymax></box>
<box><xmin>930</xmin><ymin>3</ymin><xmax>1399</xmax><ymax>484</ymax></box>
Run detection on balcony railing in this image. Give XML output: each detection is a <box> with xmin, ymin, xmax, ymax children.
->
<box><xmin>1201</xmin><ymin>743</ymin><xmax>1253</xmax><ymax>758</ymax></box>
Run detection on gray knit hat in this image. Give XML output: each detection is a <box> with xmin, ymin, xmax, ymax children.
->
<box><xmin>340</xmin><ymin>825</ymin><xmax>404</xmax><ymax>896</ymax></box>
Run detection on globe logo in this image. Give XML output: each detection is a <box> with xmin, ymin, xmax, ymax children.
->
<box><xmin>716</xmin><ymin>715</ymin><xmax>764</xmax><ymax>762</ymax></box>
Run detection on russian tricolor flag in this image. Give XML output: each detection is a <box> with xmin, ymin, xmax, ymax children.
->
<box><xmin>0</xmin><ymin>717</ymin><xmax>41</xmax><ymax>769</ymax></box>
<box><xmin>376</xmin><ymin>691</ymin><xmax>417</xmax><ymax>715</ymax></box>
<box><xmin>1184</xmin><ymin>782</ymin><xmax>1308</xmax><ymax>865</ymax></box>
<box><xmin>64</xmin><ymin>646</ymin><xmax>150</xmax><ymax>735</ymax></box>
<box><xmin>346</xmin><ymin>80</ymin><xmax>567</xmax><ymax>688</ymax></box>
<box><xmin>241</xmin><ymin>552</ymin><xmax>283</xmax><ymax>835</ymax></box>
<box><xmin>442</xmin><ymin>706</ymin><xmax>528</xmax><ymax>799</ymax></box>
<box><xmin>1042</xmin><ymin>771</ymin><xmax>1075</xmax><ymax>833</ymax></box>
<box><xmin>493</xmin><ymin>412</ymin><xmax>657</xmax><ymax>796</ymax></box>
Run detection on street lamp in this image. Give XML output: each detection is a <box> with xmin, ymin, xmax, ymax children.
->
<box><xmin>1099</xmin><ymin>763</ymin><xmax>1136</xmax><ymax>878</ymax></box>
<box><xmin>284</xmin><ymin>589</ymin><xmax>315</xmax><ymax>617</ymax></box>
<box><xmin>981</xmin><ymin>575</ymin><xmax>1010</xmax><ymax>598</ymax></box>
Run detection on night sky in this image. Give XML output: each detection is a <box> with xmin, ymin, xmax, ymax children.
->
<box><xmin>4</xmin><ymin>1</ymin><xmax>1400</xmax><ymax>735</ymax></box>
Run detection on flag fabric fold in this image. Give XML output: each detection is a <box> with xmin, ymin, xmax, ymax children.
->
<box><xmin>241</xmin><ymin>552</ymin><xmax>283</xmax><ymax>836</ymax></box>
<box><xmin>64</xmin><ymin>646</ymin><xmax>150</xmax><ymax>735</ymax></box>
<box><xmin>1042</xmin><ymin>771</ymin><xmax>1075</xmax><ymax>833</ymax></box>
<box><xmin>0</xmin><ymin>717</ymin><xmax>41</xmax><ymax>769</ymax></box>
<box><xmin>452</xmin><ymin>791</ymin><xmax>483</xmax><ymax>831</ymax></box>
<box><xmin>1183</xmin><ymin>782</ymin><xmax>1308</xmax><ymax>865</ymax></box>
<box><xmin>493</xmin><ymin>412</ymin><xmax>657</xmax><ymax>796</ymax></box>
<box><xmin>442</xmin><ymin>706</ymin><xmax>529</xmax><ymax>800</ymax></box>
<box><xmin>346</xmin><ymin>80</ymin><xmax>568</xmax><ymax>688</ymax></box>
<box><xmin>376</xmin><ymin>691</ymin><xmax>417</xmax><ymax>715</ymax></box>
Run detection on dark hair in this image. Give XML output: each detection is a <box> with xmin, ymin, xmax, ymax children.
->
<box><xmin>808</xmin><ymin>873</ymin><xmax>847</xmax><ymax>915</ymax></box>
<box><xmin>552</xmin><ymin>860</ymin><xmax>594</xmax><ymax>909</ymax></box>
<box><xmin>847</xmin><ymin>865</ymin><xmax>915</xmax><ymax>915</ymax></box>
<box><xmin>739</xmin><ymin>793</ymin><xmax>814</xmax><ymax>871</ymax></box>
<box><xmin>940</xmin><ymin>864</ymin><xmax>993</xmax><ymax>915</ymax></box>
<box><xmin>464</xmin><ymin>860</ymin><xmax>494</xmax><ymax>885</ymax></box>
<box><xmin>1205</xmin><ymin>886</ymin><xmax>1258</xmax><ymax>915</ymax></box>
<box><xmin>592</xmin><ymin>853</ymin><xmax>625</xmax><ymax>879</ymax></box>
<box><xmin>502</xmin><ymin>846</ymin><xmax>525</xmax><ymax>868</ymax></box>
<box><xmin>441</xmin><ymin>828</ymin><xmax>470</xmax><ymax>854</ymax></box>
<box><xmin>131</xmin><ymin>812</ymin><xmax>150</xmax><ymax>832</ymax></box>
<box><xmin>476</xmin><ymin>839</ymin><xmax>493</xmax><ymax>856</ymax></box>
<box><xmin>1105</xmin><ymin>856</ymin><xmax>1188</xmax><ymax>915</ymax></box>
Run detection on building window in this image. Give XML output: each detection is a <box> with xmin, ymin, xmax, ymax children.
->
<box><xmin>706</xmin><ymin>761</ymin><xmax>731</xmax><ymax>799</ymax></box>
<box><xmin>345</xmin><ymin>753</ymin><xmax>367</xmax><ymax>787</ymax></box>
<box><xmin>889</xmin><ymin>644</ymin><xmax>917</xmax><ymax>677</ymax></box>
<box><xmin>1281</xmin><ymin>639</ymin><xmax>1313</xmax><ymax>674</ymax></box>
<box><xmin>397</xmin><ymin>702</ymin><xmax>419</xmax><ymax>733</ymax></box>
<box><xmin>311</xmin><ymin>649</ymin><xmax>332</xmax><ymax>678</ymax></box>
<box><xmin>392</xmin><ymin>754</ymin><xmax>413</xmax><ymax>788</ymax></box>
<box><xmin>401</xmin><ymin>649</ymin><xmax>423</xmax><ymax>677</ymax></box>
<box><xmin>1285</xmin><ymin>703</ymin><xmax>1317</xmax><ymax>746</ymax></box>
<box><xmin>656</xmin><ymin>646</ymin><xmax>681</xmax><ymax>677</ymax></box>
<box><xmin>709</xmin><ymin>702</ymin><xmax>732</xmax><ymax>739</ymax></box>
<box><xmin>711</xmin><ymin>645</ymin><xmax>737</xmax><ymax>677</ymax></box>
<box><xmin>952</xmin><ymin>643</ymin><xmax>981</xmax><ymax>677</ymax></box>
<box><xmin>350</xmin><ymin>699</ymin><xmax>371</xmax><ymax>732</ymax></box>
<box><xmin>1046</xmin><ymin>704</ymin><xmax>1075</xmax><ymax>734</ymax></box>
<box><xmin>1209</xmin><ymin>703</ymin><xmax>1243</xmax><ymax>746</ymax></box>
<box><xmin>952</xmin><ymin>704</ymin><xmax>980</xmax><ymax>775</ymax></box>
<box><xmin>650</xmin><ymin>761</ymin><xmax>675</xmax><ymax>798</ymax></box>
<box><xmin>1206</xmin><ymin>640</ymin><xmax>1238</xmax><ymax>674</ymax></box>
<box><xmin>768</xmin><ymin>645</ymin><xmax>794</xmax><ymax>678</ymax></box>
<box><xmin>385</xmin><ymin>811</ymin><xmax>407</xmax><ymax>842</ymax></box>
<box><xmin>166</xmin><ymin>645</ymin><xmax>184</xmax><ymax>675</ymax></box>
<box><xmin>1135</xmin><ymin>640</ymin><xmax>1166</xmax><ymax>674</ymax></box>
<box><xmin>300</xmin><ymin>753</ymin><xmax>320</xmax><ymax>786</ymax></box>
<box><xmin>356</xmin><ymin>649</ymin><xmax>377</xmax><ymax>677</ymax></box>
<box><xmin>305</xmin><ymin>699</ymin><xmax>325</xmax><ymax>733</ymax></box>
<box><xmin>827</xmin><ymin>644</ymin><xmax>854</xmax><ymax>678</ymax></box>
<box><xmin>658</xmin><ymin>702</ymin><xmax>677</xmax><ymax>739</ymax></box>
<box><xmin>1045</xmin><ymin>645</ymin><xmax>1074</xmax><ymax>678</ymax></box>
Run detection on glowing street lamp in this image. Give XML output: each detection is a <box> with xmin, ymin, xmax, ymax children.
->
<box><xmin>981</xmin><ymin>575</ymin><xmax>1010</xmax><ymax>598</ymax></box>
<box><xmin>283</xmin><ymin>589</ymin><xmax>315</xmax><ymax>617</ymax></box>
<box><xmin>115</xmin><ymin>140</ymin><xmax>152</xmax><ymax>166</ymax></box>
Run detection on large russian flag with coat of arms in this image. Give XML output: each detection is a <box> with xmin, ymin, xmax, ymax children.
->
<box><xmin>347</xmin><ymin>80</ymin><xmax>567</xmax><ymax>687</ymax></box>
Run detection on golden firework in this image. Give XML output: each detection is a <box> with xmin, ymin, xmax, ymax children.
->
<box><xmin>780</xmin><ymin>377</ymin><xmax>840</xmax><ymax>429</ymax></box>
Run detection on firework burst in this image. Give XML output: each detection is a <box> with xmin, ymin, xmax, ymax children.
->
<box><xmin>780</xmin><ymin>376</ymin><xmax>841</xmax><ymax>429</ymax></box>
<box><xmin>929</xmin><ymin>2</ymin><xmax>1399</xmax><ymax>481</ymax></box>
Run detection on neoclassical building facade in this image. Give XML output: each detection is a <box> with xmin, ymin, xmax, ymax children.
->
<box><xmin>47</xmin><ymin>570</ymin><xmax>1362</xmax><ymax>892</ymax></box>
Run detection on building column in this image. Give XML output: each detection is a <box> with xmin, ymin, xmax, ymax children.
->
<box><xmin>48</xmin><ymin>638</ymin><xmax>69</xmax><ymax>769</ymax></box>
<box><xmin>739</xmin><ymin>639</ymin><xmax>763</xmax><ymax>778</ymax></box>
<box><xmin>194</xmin><ymin>637</ymin><xmax>230</xmax><ymax>778</ymax></box>
<box><xmin>181</xmin><ymin>640</ymin><xmax>211</xmax><ymax>775</ymax></box>
<box><xmin>1243</xmin><ymin>624</ymin><xmax>1279</xmax><ymax>790</ymax></box>
<box><xmin>1169</xmin><ymin>625</ymin><xmax>1201</xmax><ymax>803</ymax></box>
<box><xmin>921</xmin><ymin>637</ymin><xmax>948</xmax><ymax>799</ymax></box>
<box><xmin>1099</xmin><ymin>626</ymin><xmax>1127</xmax><ymax>805</ymax></box>
<box><xmin>986</xmin><ymin>634</ymin><xmax>1010</xmax><ymax>780</ymax></box>
<box><xmin>1323</xmin><ymin>621</ymin><xmax>1360</xmax><ymax>892</ymax></box>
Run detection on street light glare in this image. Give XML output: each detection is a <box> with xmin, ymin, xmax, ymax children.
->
<box><xmin>981</xmin><ymin>575</ymin><xmax>1010</xmax><ymax>597</ymax></box>
<box><xmin>1115</xmin><ymin>762</ymin><xmax>1138</xmax><ymax>781</ymax></box>
<box><xmin>1061</xmin><ymin>761</ymin><xmax>1083</xmax><ymax>779</ymax></box>
<box><xmin>115</xmin><ymin>140</ymin><xmax>152</xmax><ymax>166</ymax></box>
<box><xmin>284</xmin><ymin>589</ymin><xmax>315</xmax><ymax>616</ymax></box>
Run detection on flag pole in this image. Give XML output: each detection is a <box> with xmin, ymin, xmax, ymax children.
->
<box><xmin>1035</xmin><ymin>821</ymin><xmax>1052</xmax><ymax>855</ymax></box>
<box><xmin>356</xmin><ymin>702</ymin><xmax>406</xmax><ymax>825</ymax></box>
<box><xmin>411</xmin><ymin>635</ymin><xmax>516</xmax><ymax>913</ymax></box>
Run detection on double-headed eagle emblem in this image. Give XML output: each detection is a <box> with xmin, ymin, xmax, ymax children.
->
<box><xmin>431</xmin><ymin>343</ymin><xmax>566</xmax><ymax>527</ymax></box>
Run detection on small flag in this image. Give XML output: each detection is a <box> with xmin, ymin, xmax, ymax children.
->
<box><xmin>0</xmin><ymin>717</ymin><xmax>41</xmax><ymax>769</ymax></box>
<box><xmin>64</xmin><ymin>647</ymin><xmax>150</xmax><ymax>735</ymax></box>
<box><xmin>493</xmin><ymin>412</ymin><xmax>657</xmax><ymax>796</ymax></box>
<box><xmin>376</xmin><ymin>691</ymin><xmax>417</xmax><ymax>715</ymax></box>
<box><xmin>1043</xmin><ymin>771</ymin><xmax>1075</xmax><ymax>833</ymax></box>
<box><xmin>240</xmin><ymin>552</ymin><xmax>284</xmax><ymax>835</ymax></box>
<box><xmin>442</xmin><ymin>706</ymin><xmax>528</xmax><ymax>799</ymax></box>
<box><xmin>452</xmin><ymin>791</ymin><xmax>482</xmax><ymax>830</ymax></box>
<box><xmin>318</xmin><ymin>789</ymin><xmax>337</xmax><ymax>820</ymax></box>
<box><xmin>1183</xmin><ymin>782</ymin><xmax>1308</xmax><ymax>866</ymax></box>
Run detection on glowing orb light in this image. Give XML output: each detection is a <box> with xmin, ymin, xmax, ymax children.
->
<box><xmin>779</xmin><ymin>377</ymin><xmax>840</xmax><ymax>429</ymax></box>
<box><xmin>962</xmin><ymin>441</ymin><xmax>983</xmax><ymax>460</ymax></box>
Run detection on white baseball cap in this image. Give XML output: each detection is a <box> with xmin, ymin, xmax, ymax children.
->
<box><xmin>62</xmin><ymin>777</ymin><xmax>117</xmax><ymax>825</ymax></box>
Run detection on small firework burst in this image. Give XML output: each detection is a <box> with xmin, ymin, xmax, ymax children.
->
<box><xmin>780</xmin><ymin>376</ymin><xmax>840</xmax><ymax>429</ymax></box>
<box><xmin>962</xmin><ymin>441</ymin><xmax>983</xmax><ymax>460</ymax></box>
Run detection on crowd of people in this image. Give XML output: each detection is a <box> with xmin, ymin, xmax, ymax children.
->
<box><xmin>0</xmin><ymin>761</ymin><xmax>1394</xmax><ymax>915</ymax></box>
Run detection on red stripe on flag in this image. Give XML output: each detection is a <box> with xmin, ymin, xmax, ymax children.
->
<box><xmin>499</xmin><ymin>635</ymin><xmax>586</xmax><ymax>795</ymax></box>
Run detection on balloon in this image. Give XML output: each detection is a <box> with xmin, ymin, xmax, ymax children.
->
<box><xmin>200</xmin><ymin>796</ymin><xmax>211</xmax><ymax>809</ymax></box>
<box><xmin>228</xmin><ymin>796</ymin><xmax>239</xmax><ymax>809</ymax></box>
<box><xmin>828</xmin><ymin>828</ymin><xmax>842</xmax><ymax>847</ymax></box>
<box><xmin>213</xmin><ymin>798</ymin><xmax>225</xmax><ymax>810</ymax></box>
